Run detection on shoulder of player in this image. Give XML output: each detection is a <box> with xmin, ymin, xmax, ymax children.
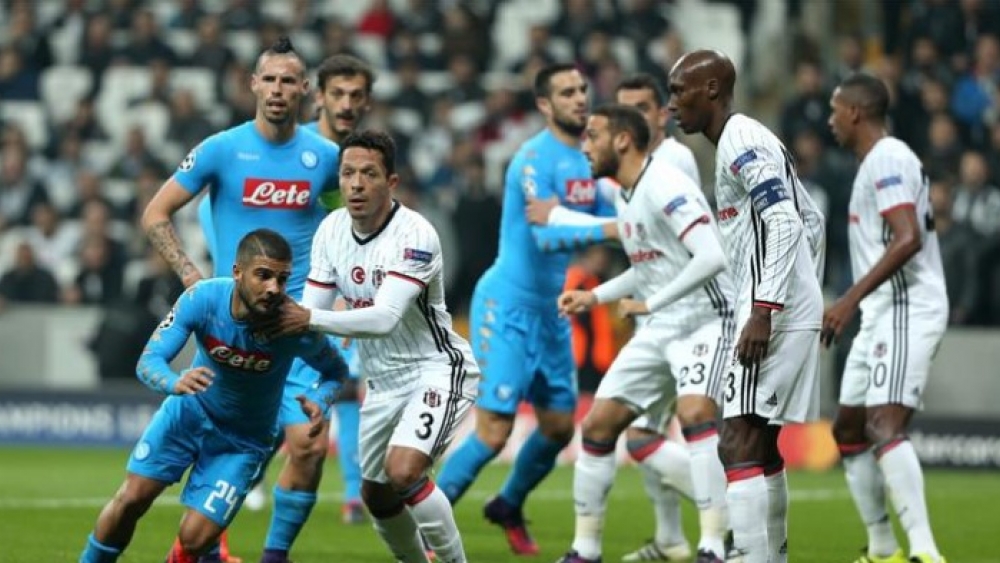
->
<box><xmin>390</xmin><ymin>206</ymin><xmax>441</xmax><ymax>247</ymax></box>
<box><xmin>183</xmin><ymin>278</ymin><xmax>231</xmax><ymax>307</ymax></box>
<box><xmin>319</xmin><ymin>208</ymin><xmax>351</xmax><ymax>231</ymax></box>
<box><xmin>718</xmin><ymin>114</ymin><xmax>776</xmax><ymax>154</ymax></box>
<box><xmin>862</xmin><ymin>137</ymin><xmax>921</xmax><ymax>177</ymax></box>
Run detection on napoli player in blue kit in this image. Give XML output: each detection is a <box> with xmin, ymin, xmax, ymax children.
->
<box><xmin>142</xmin><ymin>38</ymin><xmax>342</xmax><ymax>563</ymax></box>
<box><xmin>78</xmin><ymin>229</ymin><xmax>348</xmax><ymax>563</ymax></box>
<box><xmin>197</xmin><ymin>53</ymin><xmax>374</xmax><ymax>527</ymax></box>
<box><xmin>437</xmin><ymin>63</ymin><xmax>618</xmax><ymax>555</ymax></box>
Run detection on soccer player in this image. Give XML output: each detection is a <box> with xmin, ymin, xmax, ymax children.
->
<box><xmin>143</xmin><ymin>37</ymin><xmax>341</xmax><ymax>563</ymax></box>
<box><xmin>435</xmin><ymin>62</ymin><xmax>617</xmax><ymax>556</ymax></box>
<box><xmin>667</xmin><ymin>50</ymin><xmax>825</xmax><ymax>563</ymax></box>
<box><xmin>527</xmin><ymin>73</ymin><xmax>730</xmax><ymax>562</ymax></box>
<box><xmin>78</xmin><ymin>229</ymin><xmax>348</xmax><ymax>563</ymax></box>
<box><xmin>825</xmin><ymin>73</ymin><xmax>949</xmax><ymax>563</ymax></box>
<box><xmin>548</xmin><ymin>104</ymin><xmax>734</xmax><ymax>563</ymax></box>
<box><xmin>265</xmin><ymin>130</ymin><xmax>479</xmax><ymax>563</ymax></box>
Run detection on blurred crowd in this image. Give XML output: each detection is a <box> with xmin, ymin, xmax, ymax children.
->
<box><xmin>0</xmin><ymin>0</ymin><xmax>998</xmax><ymax>342</ymax></box>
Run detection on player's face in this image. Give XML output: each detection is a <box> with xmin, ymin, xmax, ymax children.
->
<box><xmin>582</xmin><ymin>115</ymin><xmax>620</xmax><ymax>178</ymax></box>
<box><xmin>617</xmin><ymin>87</ymin><xmax>667</xmax><ymax>142</ymax></box>
<box><xmin>540</xmin><ymin>69</ymin><xmax>589</xmax><ymax>137</ymax></box>
<box><xmin>234</xmin><ymin>257</ymin><xmax>291</xmax><ymax>317</ymax></box>
<box><xmin>828</xmin><ymin>87</ymin><xmax>856</xmax><ymax>148</ymax></box>
<box><xmin>252</xmin><ymin>54</ymin><xmax>308</xmax><ymax>125</ymax></box>
<box><xmin>339</xmin><ymin>147</ymin><xmax>399</xmax><ymax>226</ymax></box>
<box><xmin>666</xmin><ymin>66</ymin><xmax>709</xmax><ymax>135</ymax></box>
<box><xmin>317</xmin><ymin>74</ymin><xmax>371</xmax><ymax>138</ymax></box>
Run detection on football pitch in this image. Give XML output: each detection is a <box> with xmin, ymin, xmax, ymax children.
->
<box><xmin>0</xmin><ymin>448</ymin><xmax>997</xmax><ymax>562</ymax></box>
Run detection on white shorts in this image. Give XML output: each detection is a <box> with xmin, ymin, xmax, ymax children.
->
<box><xmin>593</xmin><ymin>320</ymin><xmax>731</xmax><ymax>433</ymax></box>
<box><xmin>839</xmin><ymin>309</ymin><xmax>946</xmax><ymax>409</ymax></box>
<box><xmin>720</xmin><ymin>329</ymin><xmax>821</xmax><ymax>423</ymax></box>
<box><xmin>359</xmin><ymin>380</ymin><xmax>475</xmax><ymax>483</ymax></box>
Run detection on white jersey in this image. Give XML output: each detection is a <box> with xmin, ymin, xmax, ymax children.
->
<box><xmin>308</xmin><ymin>203</ymin><xmax>478</xmax><ymax>397</ymax></box>
<box><xmin>848</xmin><ymin>137</ymin><xmax>948</xmax><ymax>320</ymax></box>
<box><xmin>714</xmin><ymin>113</ymin><xmax>823</xmax><ymax>331</ymax></box>
<box><xmin>655</xmin><ymin>136</ymin><xmax>701</xmax><ymax>187</ymax></box>
<box><xmin>616</xmin><ymin>156</ymin><xmax>735</xmax><ymax>333</ymax></box>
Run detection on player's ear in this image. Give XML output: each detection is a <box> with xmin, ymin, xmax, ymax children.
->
<box><xmin>536</xmin><ymin>96</ymin><xmax>551</xmax><ymax>117</ymax></box>
<box><xmin>386</xmin><ymin>172</ymin><xmax>400</xmax><ymax>190</ymax></box>
<box><xmin>706</xmin><ymin>78</ymin><xmax>719</xmax><ymax>100</ymax></box>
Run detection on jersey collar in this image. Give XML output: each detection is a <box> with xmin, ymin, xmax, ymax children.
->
<box><xmin>352</xmin><ymin>200</ymin><xmax>401</xmax><ymax>245</ymax></box>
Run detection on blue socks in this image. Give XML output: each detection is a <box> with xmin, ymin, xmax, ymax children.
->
<box><xmin>499</xmin><ymin>429</ymin><xmax>565</xmax><ymax>508</ymax></box>
<box><xmin>80</xmin><ymin>533</ymin><xmax>121</xmax><ymax>563</ymax></box>
<box><xmin>264</xmin><ymin>487</ymin><xmax>317</xmax><ymax>551</ymax></box>
<box><xmin>437</xmin><ymin>433</ymin><xmax>499</xmax><ymax>504</ymax></box>
<box><xmin>335</xmin><ymin>400</ymin><xmax>362</xmax><ymax>503</ymax></box>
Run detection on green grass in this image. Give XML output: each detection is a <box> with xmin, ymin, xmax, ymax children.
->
<box><xmin>0</xmin><ymin>448</ymin><xmax>997</xmax><ymax>562</ymax></box>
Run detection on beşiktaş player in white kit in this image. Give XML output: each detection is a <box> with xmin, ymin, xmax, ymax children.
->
<box><xmin>668</xmin><ymin>50</ymin><xmax>824</xmax><ymax>563</ymax></box>
<box><xmin>266</xmin><ymin>131</ymin><xmax>477</xmax><ymax>563</ymax></box>
<box><xmin>551</xmin><ymin>105</ymin><xmax>735</xmax><ymax>563</ymax></box>
<box><xmin>825</xmin><ymin>74</ymin><xmax>949</xmax><ymax>563</ymax></box>
<box><xmin>528</xmin><ymin>74</ymin><xmax>733</xmax><ymax>562</ymax></box>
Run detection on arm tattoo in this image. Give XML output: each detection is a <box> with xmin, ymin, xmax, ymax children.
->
<box><xmin>147</xmin><ymin>220</ymin><xmax>201</xmax><ymax>284</ymax></box>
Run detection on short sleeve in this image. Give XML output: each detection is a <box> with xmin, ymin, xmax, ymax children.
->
<box><xmin>173</xmin><ymin>133</ymin><xmax>223</xmax><ymax>194</ymax></box>
<box><xmin>870</xmin><ymin>152</ymin><xmax>919</xmax><ymax>215</ymax></box>
<box><xmin>387</xmin><ymin>221</ymin><xmax>442</xmax><ymax>288</ymax></box>
<box><xmin>308</xmin><ymin>217</ymin><xmax>337</xmax><ymax>287</ymax></box>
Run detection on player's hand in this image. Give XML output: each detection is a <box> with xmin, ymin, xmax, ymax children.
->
<box><xmin>736</xmin><ymin>306</ymin><xmax>772</xmax><ymax>367</ymax></box>
<box><xmin>173</xmin><ymin>367</ymin><xmax>215</xmax><ymax>395</ymax></box>
<box><xmin>601</xmin><ymin>221</ymin><xmax>619</xmax><ymax>240</ymax></box>
<box><xmin>525</xmin><ymin>195</ymin><xmax>560</xmax><ymax>225</ymax></box>
<box><xmin>821</xmin><ymin>296</ymin><xmax>859</xmax><ymax>348</ymax></box>
<box><xmin>617</xmin><ymin>298</ymin><xmax>649</xmax><ymax>318</ymax></box>
<box><xmin>261</xmin><ymin>299</ymin><xmax>312</xmax><ymax>339</ymax></box>
<box><xmin>558</xmin><ymin>290</ymin><xmax>597</xmax><ymax>316</ymax></box>
<box><xmin>295</xmin><ymin>395</ymin><xmax>326</xmax><ymax>438</ymax></box>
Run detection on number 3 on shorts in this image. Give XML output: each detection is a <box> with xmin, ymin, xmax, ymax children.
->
<box><xmin>415</xmin><ymin>412</ymin><xmax>434</xmax><ymax>440</ymax></box>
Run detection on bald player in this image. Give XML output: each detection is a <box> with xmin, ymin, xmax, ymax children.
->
<box><xmin>826</xmin><ymin>73</ymin><xmax>948</xmax><ymax>563</ymax></box>
<box><xmin>667</xmin><ymin>50</ymin><xmax>825</xmax><ymax>563</ymax></box>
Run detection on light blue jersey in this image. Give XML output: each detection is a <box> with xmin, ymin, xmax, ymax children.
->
<box><xmin>473</xmin><ymin>128</ymin><xmax>615</xmax><ymax>414</ymax></box>
<box><xmin>130</xmin><ymin>278</ymin><xmax>347</xmax><ymax>525</ymax></box>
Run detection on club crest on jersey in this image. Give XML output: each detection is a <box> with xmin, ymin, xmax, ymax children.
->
<box><xmin>372</xmin><ymin>267</ymin><xmax>385</xmax><ymax>288</ymax></box>
<box><xmin>565</xmin><ymin>179</ymin><xmax>596</xmax><ymax>205</ymax></box>
<box><xmin>875</xmin><ymin>175</ymin><xmax>903</xmax><ymax>190</ymax></box>
<box><xmin>730</xmin><ymin>150</ymin><xmax>758</xmax><ymax>175</ymax></box>
<box><xmin>623</xmin><ymin>222</ymin><xmax>632</xmax><ymax>239</ymax></box>
<box><xmin>873</xmin><ymin>342</ymin><xmax>888</xmax><ymax>358</ymax></box>
<box><xmin>243</xmin><ymin>179</ymin><xmax>312</xmax><ymax>209</ymax></box>
<box><xmin>404</xmin><ymin>248</ymin><xmax>432</xmax><ymax>263</ymax></box>
<box><xmin>635</xmin><ymin>222</ymin><xmax>647</xmax><ymax>240</ymax></box>
<box><xmin>692</xmin><ymin>343</ymin><xmax>710</xmax><ymax>357</ymax></box>
<box><xmin>423</xmin><ymin>389</ymin><xmax>442</xmax><ymax>408</ymax></box>
<box><xmin>301</xmin><ymin>150</ymin><xmax>318</xmax><ymax>169</ymax></box>
<box><xmin>351</xmin><ymin>266</ymin><xmax>366</xmax><ymax>284</ymax></box>
<box><xmin>663</xmin><ymin>195</ymin><xmax>688</xmax><ymax>216</ymax></box>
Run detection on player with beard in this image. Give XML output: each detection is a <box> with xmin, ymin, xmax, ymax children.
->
<box><xmin>142</xmin><ymin>37</ymin><xmax>342</xmax><ymax>563</ymax></box>
<box><xmin>78</xmin><ymin>229</ymin><xmax>348</xmax><ymax>563</ymax></box>
<box><xmin>436</xmin><ymin>63</ymin><xmax>618</xmax><ymax>556</ymax></box>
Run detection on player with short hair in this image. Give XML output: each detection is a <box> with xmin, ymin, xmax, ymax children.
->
<box><xmin>528</xmin><ymin>73</ymin><xmax>731</xmax><ymax>562</ymax></box>
<box><xmin>266</xmin><ymin>130</ymin><xmax>478</xmax><ymax>563</ymax></box>
<box><xmin>143</xmin><ymin>37</ymin><xmax>342</xmax><ymax>563</ymax></box>
<box><xmin>549</xmin><ymin>104</ymin><xmax>734</xmax><ymax>563</ymax></box>
<box><xmin>825</xmin><ymin>72</ymin><xmax>949</xmax><ymax>563</ymax></box>
<box><xmin>78</xmin><ymin>229</ymin><xmax>348</xmax><ymax>563</ymax></box>
<box><xmin>435</xmin><ymin>63</ymin><xmax>617</xmax><ymax>556</ymax></box>
<box><xmin>667</xmin><ymin>50</ymin><xmax>825</xmax><ymax>563</ymax></box>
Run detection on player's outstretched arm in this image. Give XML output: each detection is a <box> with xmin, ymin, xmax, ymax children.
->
<box><xmin>136</xmin><ymin>287</ymin><xmax>212</xmax><ymax>394</ymax></box>
<box><xmin>643</xmin><ymin>221</ymin><xmax>727</xmax><ymax>313</ymax></box>
<box><xmin>142</xmin><ymin>178</ymin><xmax>203</xmax><ymax>287</ymax></box>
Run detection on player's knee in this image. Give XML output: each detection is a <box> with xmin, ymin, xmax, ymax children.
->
<box><xmin>537</xmin><ymin>413</ymin><xmax>576</xmax><ymax>445</ymax></box>
<box><xmin>176</xmin><ymin>527</ymin><xmax>217</xmax><ymax>556</ymax></box>
<box><xmin>475</xmin><ymin>411</ymin><xmax>514</xmax><ymax>451</ymax></box>
<box><xmin>832</xmin><ymin>406</ymin><xmax>868</xmax><ymax>446</ymax></box>
<box><xmin>338</xmin><ymin>379</ymin><xmax>360</xmax><ymax>401</ymax></box>
<box><xmin>580</xmin><ymin>415</ymin><xmax>619</xmax><ymax>444</ymax></box>
<box><xmin>675</xmin><ymin>396</ymin><xmax>717</xmax><ymax>427</ymax></box>
<box><xmin>112</xmin><ymin>484</ymin><xmax>156</xmax><ymax>519</ymax></box>
<box><xmin>286</xmin><ymin>434</ymin><xmax>328</xmax><ymax>466</ymax></box>
<box><xmin>362</xmin><ymin>481</ymin><xmax>404</xmax><ymax>518</ymax></box>
<box><xmin>384</xmin><ymin>458</ymin><xmax>427</xmax><ymax>493</ymax></box>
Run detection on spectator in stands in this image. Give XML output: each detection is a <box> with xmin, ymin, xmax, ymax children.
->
<box><xmin>449</xmin><ymin>153</ymin><xmax>501</xmax><ymax>314</ymax></box>
<box><xmin>387</xmin><ymin>28</ymin><xmax>441</xmax><ymax>71</ymax></box>
<box><xmin>25</xmin><ymin>201</ymin><xmax>79</xmax><ymax>272</ymax></box>
<box><xmin>908</xmin><ymin>0</ymin><xmax>966</xmax><ymax>69</ymax></box>
<box><xmin>391</xmin><ymin>57</ymin><xmax>432</xmax><ymax>117</ymax></box>
<box><xmin>170</xmin><ymin>0</ymin><xmax>208</xmax><ymax>29</ymax></box>
<box><xmin>78</xmin><ymin>14</ymin><xmax>118</xmax><ymax>95</ymax></box>
<box><xmin>907</xmin><ymin>78</ymin><xmax>951</xmax><ymax>156</ymax></box>
<box><xmin>222</xmin><ymin>61</ymin><xmax>256</xmax><ymax>126</ymax></box>
<box><xmin>780</xmin><ymin>59</ymin><xmax>833</xmax><ymax>147</ymax></box>
<box><xmin>67</xmin><ymin>169</ymin><xmax>118</xmax><ymax>220</ymax></box>
<box><xmin>987</xmin><ymin>122</ymin><xmax>1000</xmax><ymax>187</ymax></box>
<box><xmin>65</xmin><ymin>234</ymin><xmax>126</xmax><ymax>306</ymax></box>
<box><xmin>445</xmin><ymin>54</ymin><xmax>487</xmax><ymax>105</ymax></box>
<box><xmin>924</xmin><ymin>113</ymin><xmax>964</xmax><ymax>179</ymax></box>
<box><xmin>952</xmin><ymin>150</ymin><xmax>1000</xmax><ymax>239</ymax></box>
<box><xmin>319</xmin><ymin>20</ymin><xmax>362</xmax><ymax>63</ymax></box>
<box><xmin>166</xmin><ymin>89</ymin><xmax>214</xmax><ymax>148</ymax></box>
<box><xmin>0</xmin><ymin>242</ymin><xmax>60</xmax><ymax>307</ymax></box>
<box><xmin>441</xmin><ymin>4</ymin><xmax>491</xmax><ymax>73</ymax></box>
<box><xmin>221</xmin><ymin>0</ymin><xmax>264</xmax><ymax>31</ymax></box>
<box><xmin>0</xmin><ymin>144</ymin><xmax>48</xmax><ymax>231</ymax></box>
<box><xmin>929</xmin><ymin>179</ymin><xmax>982</xmax><ymax>325</ymax></box>
<box><xmin>5</xmin><ymin>2</ymin><xmax>53</xmax><ymax>73</ymax></box>
<box><xmin>134</xmin><ymin>248</ymin><xmax>185</xmax><ymax>319</ymax></box>
<box><xmin>397</xmin><ymin>0</ymin><xmax>443</xmax><ymax>36</ymax></box>
<box><xmin>107</xmin><ymin>126</ymin><xmax>168</xmax><ymax>181</ymax></box>
<box><xmin>44</xmin><ymin>133</ymin><xmax>89</xmax><ymax>213</ymax></box>
<box><xmin>187</xmin><ymin>14</ymin><xmax>237</xmax><ymax>81</ymax></box>
<box><xmin>106</xmin><ymin>0</ymin><xmax>139</xmax><ymax>30</ymax></box>
<box><xmin>510</xmin><ymin>25</ymin><xmax>558</xmax><ymax>74</ymax></box>
<box><xmin>553</xmin><ymin>0</ymin><xmax>608</xmax><ymax>56</ymax></box>
<box><xmin>0</xmin><ymin>46</ymin><xmax>39</xmax><ymax>101</ymax></box>
<box><xmin>358</xmin><ymin>0</ymin><xmax>396</xmax><ymax>40</ymax></box>
<box><xmin>618</xmin><ymin>0</ymin><xmax>669</xmax><ymax>50</ymax></box>
<box><xmin>121</xmin><ymin>9</ymin><xmax>177</xmax><ymax>66</ymax></box>
<box><xmin>951</xmin><ymin>35</ymin><xmax>1000</xmax><ymax>146</ymax></box>
<box><xmin>78</xmin><ymin>199</ymin><xmax>128</xmax><ymax>271</ymax></box>
<box><xmin>577</xmin><ymin>29</ymin><xmax>618</xmax><ymax>79</ymax></box>
<box><xmin>831</xmin><ymin>34</ymin><xmax>866</xmax><ymax>85</ymax></box>
<box><xmin>60</xmin><ymin>98</ymin><xmax>109</xmax><ymax>144</ymax></box>
<box><xmin>129</xmin><ymin>58</ymin><xmax>173</xmax><ymax>107</ymax></box>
